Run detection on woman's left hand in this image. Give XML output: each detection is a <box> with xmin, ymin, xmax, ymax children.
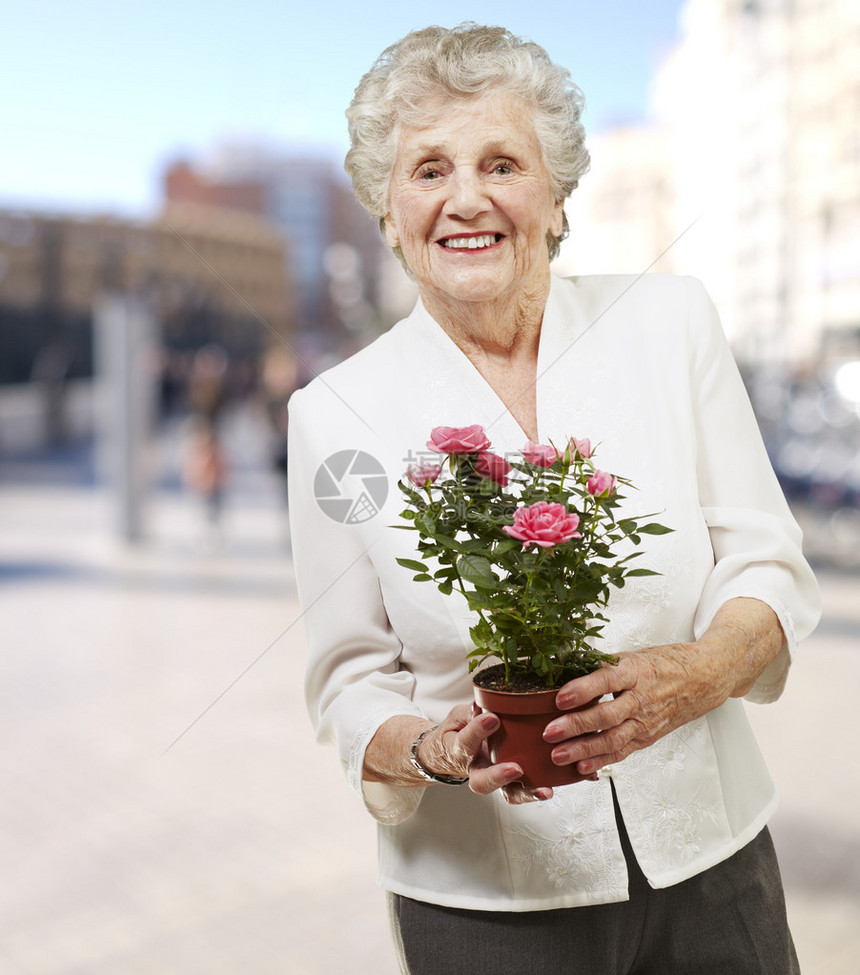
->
<box><xmin>542</xmin><ymin>598</ymin><xmax>784</xmax><ymax>776</ymax></box>
<box><xmin>542</xmin><ymin>642</ymin><xmax>729</xmax><ymax>775</ymax></box>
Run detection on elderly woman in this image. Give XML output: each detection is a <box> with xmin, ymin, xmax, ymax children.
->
<box><xmin>288</xmin><ymin>23</ymin><xmax>820</xmax><ymax>974</ymax></box>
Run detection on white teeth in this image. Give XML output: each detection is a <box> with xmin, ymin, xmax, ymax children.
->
<box><xmin>442</xmin><ymin>234</ymin><xmax>497</xmax><ymax>249</ymax></box>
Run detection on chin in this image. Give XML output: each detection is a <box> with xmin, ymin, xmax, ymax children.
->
<box><xmin>428</xmin><ymin>269</ymin><xmax>517</xmax><ymax>305</ymax></box>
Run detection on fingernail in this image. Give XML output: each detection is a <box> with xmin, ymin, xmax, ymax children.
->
<box><xmin>556</xmin><ymin>694</ymin><xmax>574</xmax><ymax>709</ymax></box>
<box><xmin>542</xmin><ymin>725</ymin><xmax>563</xmax><ymax>742</ymax></box>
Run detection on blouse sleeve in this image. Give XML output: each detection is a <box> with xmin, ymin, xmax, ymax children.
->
<box><xmin>684</xmin><ymin>277</ymin><xmax>821</xmax><ymax>702</ymax></box>
<box><xmin>287</xmin><ymin>386</ymin><xmax>426</xmax><ymax>824</ymax></box>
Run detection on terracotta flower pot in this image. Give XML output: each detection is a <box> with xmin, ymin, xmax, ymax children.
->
<box><xmin>472</xmin><ymin>665</ymin><xmax>582</xmax><ymax>790</ymax></box>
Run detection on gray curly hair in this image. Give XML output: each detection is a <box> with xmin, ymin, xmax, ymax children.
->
<box><xmin>345</xmin><ymin>23</ymin><xmax>590</xmax><ymax>263</ymax></box>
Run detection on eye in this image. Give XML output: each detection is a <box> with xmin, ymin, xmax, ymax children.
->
<box><xmin>490</xmin><ymin>158</ymin><xmax>518</xmax><ymax>176</ymax></box>
<box><xmin>415</xmin><ymin>162</ymin><xmax>444</xmax><ymax>181</ymax></box>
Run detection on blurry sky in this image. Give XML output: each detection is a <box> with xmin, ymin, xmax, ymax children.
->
<box><xmin>1</xmin><ymin>0</ymin><xmax>684</xmax><ymax>216</ymax></box>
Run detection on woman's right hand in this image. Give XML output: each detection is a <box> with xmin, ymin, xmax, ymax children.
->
<box><xmin>365</xmin><ymin>706</ymin><xmax>594</xmax><ymax>804</ymax></box>
<box><xmin>419</xmin><ymin>704</ymin><xmax>555</xmax><ymax>803</ymax></box>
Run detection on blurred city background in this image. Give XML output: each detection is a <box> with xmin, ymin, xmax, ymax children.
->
<box><xmin>1</xmin><ymin>0</ymin><xmax>858</xmax><ymax>972</ymax></box>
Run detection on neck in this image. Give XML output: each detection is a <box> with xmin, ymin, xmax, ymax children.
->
<box><xmin>420</xmin><ymin>271</ymin><xmax>551</xmax><ymax>361</ymax></box>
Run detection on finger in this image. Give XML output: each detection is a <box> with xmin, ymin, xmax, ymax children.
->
<box><xmin>426</xmin><ymin>708</ymin><xmax>498</xmax><ymax>774</ymax></box>
<box><xmin>555</xmin><ymin>666</ymin><xmax>620</xmax><ymax>710</ymax></box>
<box><xmin>551</xmin><ymin>723</ymin><xmax>638</xmax><ymax>770</ymax></box>
<box><xmin>500</xmin><ymin>767</ymin><xmax>600</xmax><ymax>803</ymax></box>
<box><xmin>446</xmin><ymin>711</ymin><xmax>500</xmax><ymax>766</ymax></box>
<box><xmin>441</xmin><ymin>702</ymin><xmax>478</xmax><ymax>732</ymax></box>
<box><xmin>468</xmin><ymin>762</ymin><xmax>524</xmax><ymax>796</ymax></box>
<box><xmin>544</xmin><ymin>692</ymin><xmax>634</xmax><ymax>742</ymax></box>
<box><xmin>557</xmin><ymin>655</ymin><xmax>646</xmax><ymax>710</ymax></box>
<box><xmin>469</xmin><ymin>710</ymin><xmax>501</xmax><ymax>743</ymax></box>
<box><xmin>502</xmin><ymin>783</ymin><xmax>554</xmax><ymax>804</ymax></box>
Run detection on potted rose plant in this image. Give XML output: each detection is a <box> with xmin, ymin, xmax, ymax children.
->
<box><xmin>396</xmin><ymin>424</ymin><xmax>672</xmax><ymax>788</ymax></box>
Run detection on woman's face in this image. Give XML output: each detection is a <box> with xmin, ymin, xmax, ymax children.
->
<box><xmin>384</xmin><ymin>91</ymin><xmax>564</xmax><ymax>310</ymax></box>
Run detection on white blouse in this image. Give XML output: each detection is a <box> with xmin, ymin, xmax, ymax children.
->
<box><xmin>287</xmin><ymin>273</ymin><xmax>820</xmax><ymax>911</ymax></box>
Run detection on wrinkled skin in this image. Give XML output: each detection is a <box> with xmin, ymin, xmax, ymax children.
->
<box><xmin>364</xmin><ymin>598</ymin><xmax>784</xmax><ymax>803</ymax></box>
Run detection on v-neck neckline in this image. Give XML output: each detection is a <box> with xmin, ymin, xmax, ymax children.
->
<box><xmin>412</xmin><ymin>283</ymin><xmax>562</xmax><ymax>447</ymax></box>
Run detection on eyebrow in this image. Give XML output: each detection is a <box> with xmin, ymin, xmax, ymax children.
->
<box><xmin>406</xmin><ymin>144</ymin><xmax>447</xmax><ymax>159</ymax></box>
<box><xmin>404</xmin><ymin>139</ymin><xmax>522</xmax><ymax>160</ymax></box>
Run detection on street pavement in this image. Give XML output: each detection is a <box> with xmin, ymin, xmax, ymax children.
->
<box><xmin>0</xmin><ymin>425</ymin><xmax>858</xmax><ymax>973</ymax></box>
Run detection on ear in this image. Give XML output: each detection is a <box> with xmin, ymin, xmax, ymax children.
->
<box><xmin>383</xmin><ymin>213</ymin><xmax>400</xmax><ymax>248</ymax></box>
<box><xmin>549</xmin><ymin>199</ymin><xmax>564</xmax><ymax>239</ymax></box>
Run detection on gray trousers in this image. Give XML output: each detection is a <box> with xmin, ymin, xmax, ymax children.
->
<box><xmin>387</xmin><ymin>795</ymin><xmax>799</xmax><ymax>975</ymax></box>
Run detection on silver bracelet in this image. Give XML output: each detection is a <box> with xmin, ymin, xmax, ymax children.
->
<box><xmin>409</xmin><ymin>726</ymin><xmax>470</xmax><ymax>785</ymax></box>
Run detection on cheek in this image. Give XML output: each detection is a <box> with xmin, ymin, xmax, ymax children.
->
<box><xmin>398</xmin><ymin>208</ymin><xmax>424</xmax><ymax>244</ymax></box>
<box><xmin>397</xmin><ymin>211</ymin><xmax>421</xmax><ymax>254</ymax></box>
<box><xmin>511</xmin><ymin>191</ymin><xmax>557</xmax><ymax>241</ymax></box>
<box><xmin>393</xmin><ymin>194</ymin><xmax>435</xmax><ymax>240</ymax></box>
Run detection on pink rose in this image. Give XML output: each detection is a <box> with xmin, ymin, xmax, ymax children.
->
<box><xmin>587</xmin><ymin>470</ymin><xmax>616</xmax><ymax>497</ymax></box>
<box><xmin>406</xmin><ymin>462</ymin><xmax>442</xmax><ymax>487</ymax></box>
<box><xmin>503</xmin><ymin>501</ymin><xmax>581</xmax><ymax>548</ymax></box>
<box><xmin>521</xmin><ymin>440</ymin><xmax>560</xmax><ymax>468</ymax></box>
<box><xmin>473</xmin><ymin>451</ymin><xmax>512</xmax><ymax>486</ymax></box>
<box><xmin>426</xmin><ymin>424</ymin><xmax>492</xmax><ymax>455</ymax></box>
<box><xmin>570</xmin><ymin>436</ymin><xmax>593</xmax><ymax>459</ymax></box>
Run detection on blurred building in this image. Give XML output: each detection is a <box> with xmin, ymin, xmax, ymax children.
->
<box><xmin>559</xmin><ymin>0</ymin><xmax>860</xmax><ymax>370</ymax></box>
<box><xmin>556</xmin><ymin>125</ymin><xmax>676</xmax><ymax>278</ymax></box>
<box><xmin>163</xmin><ymin>142</ymin><xmax>409</xmax><ymax>363</ymax></box>
<box><xmin>0</xmin><ymin>205</ymin><xmax>292</xmax><ymax>438</ymax></box>
<box><xmin>151</xmin><ymin>203</ymin><xmax>292</xmax><ymax>368</ymax></box>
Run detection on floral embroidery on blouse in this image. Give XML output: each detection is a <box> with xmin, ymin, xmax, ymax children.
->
<box><xmin>619</xmin><ymin>720</ymin><xmax>725</xmax><ymax>868</ymax></box>
<box><xmin>631</xmin><ymin>775</ymin><xmax>722</xmax><ymax>862</ymax></box>
<box><xmin>502</xmin><ymin>787</ymin><xmax>619</xmax><ymax>893</ymax></box>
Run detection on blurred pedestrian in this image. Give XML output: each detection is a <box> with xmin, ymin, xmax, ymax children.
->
<box><xmin>183</xmin><ymin>416</ymin><xmax>227</xmax><ymax>546</ymax></box>
<box><xmin>185</xmin><ymin>344</ymin><xmax>229</xmax><ymax>547</ymax></box>
<box><xmin>260</xmin><ymin>345</ymin><xmax>297</xmax><ymax>495</ymax></box>
<box><xmin>187</xmin><ymin>344</ymin><xmax>229</xmax><ymax>425</ymax></box>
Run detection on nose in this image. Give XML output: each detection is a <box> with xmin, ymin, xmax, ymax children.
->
<box><xmin>443</xmin><ymin>167</ymin><xmax>491</xmax><ymax>220</ymax></box>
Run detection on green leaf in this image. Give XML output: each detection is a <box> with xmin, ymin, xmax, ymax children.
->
<box><xmin>638</xmin><ymin>522</ymin><xmax>674</xmax><ymax>535</ymax></box>
<box><xmin>625</xmin><ymin>567</ymin><xmax>661</xmax><ymax>577</ymax></box>
<box><xmin>470</xmin><ymin>617</ymin><xmax>494</xmax><ymax>643</ymax></box>
<box><xmin>460</xmin><ymin>538</ymin><xmax>490</xmax><ymax>554</ymax></box>
<box><xmin>457</xmin><ymin>554</ymin><xmax>497</xmax><ymax>589</ymax></box>
<box><xmin>395</xmin><ymin>557</ymin><xmax>429</xmax><ymax>573</ymax></box>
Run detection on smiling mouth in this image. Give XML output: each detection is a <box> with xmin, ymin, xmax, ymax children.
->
<box><xmin>439</xmin><ymin>233</ymin><xmax>503</xmax><ymax>250</ymax></box>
